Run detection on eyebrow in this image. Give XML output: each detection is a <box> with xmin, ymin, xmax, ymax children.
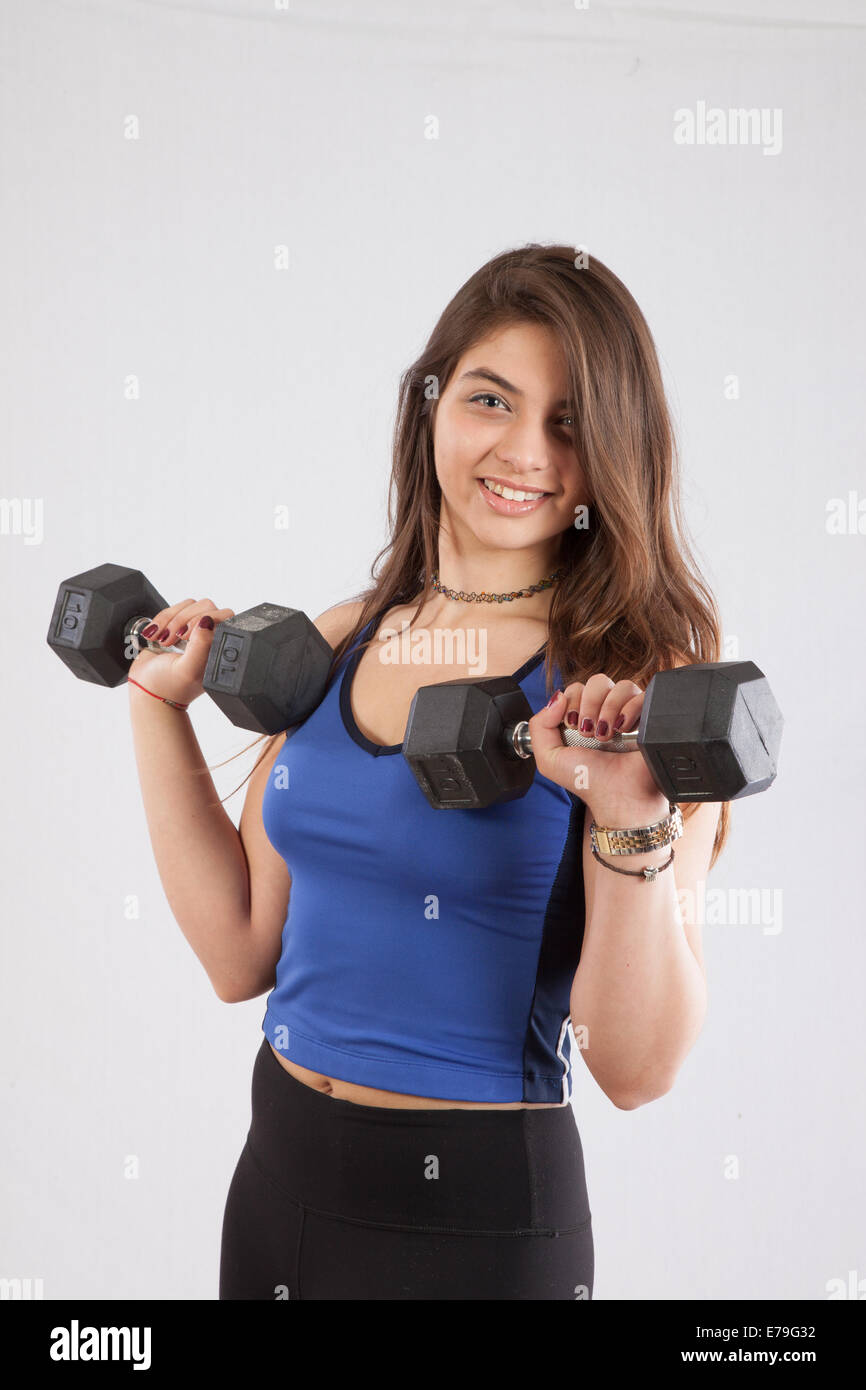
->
<box><xmin>458</xmin><ymin>368</ymin><xmax>570</xmax><ymax>411</ymax></box>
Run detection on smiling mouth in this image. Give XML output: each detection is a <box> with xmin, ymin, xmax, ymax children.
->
<box><xmin>480</xmin><ymin>476</ymin><xmax>551</xmax><ymax>502</ymax></box>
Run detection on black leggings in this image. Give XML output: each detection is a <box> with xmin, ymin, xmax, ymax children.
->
<box><xmin>219</xmin><ymin>1037</ymin><xmax>594</xmax><ymax>1300</ymax></box>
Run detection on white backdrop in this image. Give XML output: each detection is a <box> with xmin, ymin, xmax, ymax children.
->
<box><xmin>2</xmin><ymin>0</ymin><xmax>864</xmax><ymax>1301</ymax></box>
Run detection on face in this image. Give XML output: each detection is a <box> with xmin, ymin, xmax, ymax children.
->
<box><xmin>431</xmin><ymin>321</ymin><xmax>588</xmax><ymax>562</ymax></box>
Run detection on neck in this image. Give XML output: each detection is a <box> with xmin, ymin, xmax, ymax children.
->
<box><xmin>434</xmin><ymin>524</ymin><xmax>562</xmax><ymax>622</ymax></box>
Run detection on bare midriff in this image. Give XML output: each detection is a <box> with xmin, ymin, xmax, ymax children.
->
<box><xmin>268</xmin><ymin>1045</ymin><xmax>563</xmax><ymax>1109</ymax></box>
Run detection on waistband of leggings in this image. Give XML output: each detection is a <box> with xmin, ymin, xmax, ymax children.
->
<box><xmin>243</xmin><ymin>1037</ymin><xmax>591</xmax><ymax>1233</ymax></box>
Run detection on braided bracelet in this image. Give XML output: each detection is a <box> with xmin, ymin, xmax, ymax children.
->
<box><xmin>128</xmin><ymin>677</ymin><xmax>189</xmax><ymax>711</ymax></box>
<box><xmin>590</xmin><ymin>843</ymin><xmax>676</xmax><ymax>883</ymax></box>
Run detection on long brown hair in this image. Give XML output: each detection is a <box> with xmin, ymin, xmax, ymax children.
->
<box><xmin>212</xmin><ymin>243</ymin><xmax>730</xmax><ymax>866</ymax></box>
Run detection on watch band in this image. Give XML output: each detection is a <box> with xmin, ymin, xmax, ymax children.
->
<box><xmin>590</xmin><ymin>802</ymin><xmax>683</xmax><ymax>857</ymax></box>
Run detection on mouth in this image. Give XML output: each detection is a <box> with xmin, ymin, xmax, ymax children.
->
<box><xmin>477</xmin><ymin>475</ymin><xmax>552</xmax><ymax>515</ymax></box>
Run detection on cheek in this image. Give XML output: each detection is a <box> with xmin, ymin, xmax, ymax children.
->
<box><xmin>437</xmin><ymin>416</ymin><xmax>475</xmax><ymax>457</ymax></box>
<box><xmin>560</xmin><ymin>461</ymin><xmax>587</xmax><ymax>503</ymax></box>
<box><xmin>435</xmin><ymin>419</ymin><xmax>480</xmax><ymax>485</ymax></box>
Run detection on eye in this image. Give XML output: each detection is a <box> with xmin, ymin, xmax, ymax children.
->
<box><xmin>469</xmin><ymin>393</ymin><xmax>573</xmax><ymax>431</ymax></box>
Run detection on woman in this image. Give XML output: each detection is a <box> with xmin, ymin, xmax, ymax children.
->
<box><xmin>127</xmin><ymin>244</ymin><xmax>728</xmax><ymax>1300</ymax></box>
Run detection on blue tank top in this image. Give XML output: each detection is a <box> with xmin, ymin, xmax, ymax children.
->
<box><xmin>260</xmin><ymin>609</ymin><xmax>587</xmax><ymax>1104</ymax></box>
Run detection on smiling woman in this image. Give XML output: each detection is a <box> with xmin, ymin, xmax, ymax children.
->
<box><xmin>434</xmin><ymin>320</ymin><xmax>591</xmax><ymax>547</ymax></box>
<box><xmin>199</xmin><ymin>243</ymin><xmax>733</xmax><ymax>1299</ymax></box>
<box><xmin>217</xmin><ymin>250</ymin><xmax>727</xmax><ymax>870</ymax></box>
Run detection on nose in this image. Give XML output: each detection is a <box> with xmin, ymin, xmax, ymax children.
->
<box><xmin>494</xmin><ymin>420</ymin><xmax>553</xmax><ymax>476</ymax></box>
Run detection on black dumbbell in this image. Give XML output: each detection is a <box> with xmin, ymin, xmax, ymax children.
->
<box><xmin>46</xmin><ymin>562</ymin><xmax>333</xmax><ymax>734</ymax></box>
<box><xmin>402</xmin><ymin>662</ymin><xmax>783</xmax><ymax>809</ymax></box>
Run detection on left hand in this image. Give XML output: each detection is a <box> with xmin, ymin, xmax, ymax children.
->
<box><xmin>528</xmin><ymin>674</ymin><xmax>670</xmax><ymax>823</ymax></box>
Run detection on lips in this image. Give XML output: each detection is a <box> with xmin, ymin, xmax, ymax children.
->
<box><xmin>481</xmin><ymin>476</ymin><xmax>550</xmax><ymax>501</ymax></box>
<box><xmin>476</xmin><ymin>476</ymin><xmax>552</xmax><ymax>516</ymax></box>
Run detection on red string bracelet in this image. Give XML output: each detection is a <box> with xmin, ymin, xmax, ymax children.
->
<box><xmin>128</xmin><ymin>677</ymin><xmax>189</xmax><ymax>711</ymax></box>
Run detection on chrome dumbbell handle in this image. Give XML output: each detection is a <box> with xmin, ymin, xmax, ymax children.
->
<box><xmin>509</xmin><ymin>720</ymin><xmax>639</xmax><ymax>759</ymax></box>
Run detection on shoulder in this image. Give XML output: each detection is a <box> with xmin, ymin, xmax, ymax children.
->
<box><xmin>311</xmin><ymin>599</ymin><xmax>367</xmax><ymax>649</ymax></box>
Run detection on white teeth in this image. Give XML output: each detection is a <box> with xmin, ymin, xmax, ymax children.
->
<box><xmin>482</xmin><ymin>478</ymin><xmax>546</xmax><ymax>502</ymax></box>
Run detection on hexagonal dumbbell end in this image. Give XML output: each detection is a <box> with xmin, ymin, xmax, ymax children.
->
<box><xmin>639</xmin><ymin>660</ymin><xmax>784</xmax><ymax>802</ymax></box>
<box><xmin>202</xmin><ymin>605</ymin><xmax>334</xmax><ymax>734</ymax></box>
<box><xmin>46</xmin><ymin>563</ymin><xmax>170</xmax><ymax>686</ymax></box>
<box><xmin>403</xmin><ymin>676</ymin><xmax>536</xmax><ymax>809</ymax></box>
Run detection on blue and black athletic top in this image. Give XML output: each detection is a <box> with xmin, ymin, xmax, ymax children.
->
<box><xmin>261</xmin><ymin>607</ymin><xmax>587</xmax><ymax>1104</ymax></box>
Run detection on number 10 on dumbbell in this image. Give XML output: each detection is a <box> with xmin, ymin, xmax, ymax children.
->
<box><xmin>46</xmin><ymin>562</ymin><xmax>334</xmax><ymax>734</ymax></box>
<box><xmin>48</xmin><ymin>562</ymin><xmax>783</xmax><ymax>810</ymax></box>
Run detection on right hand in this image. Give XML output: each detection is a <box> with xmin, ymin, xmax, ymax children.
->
<box><xmin>127</xmin><ymin>597</ymin><xmax>236</xmax><ymax>708</ymax></box>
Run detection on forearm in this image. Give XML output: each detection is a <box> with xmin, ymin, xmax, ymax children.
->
<box><xmin>128</xmin><ymin>683</ymin><xmax>252</xmax><ymax>996</ymax></box>
<box><xmin>570</xmin><ymin>794</ymin><xmax>707</xmax><ymax>1105</ymax></box>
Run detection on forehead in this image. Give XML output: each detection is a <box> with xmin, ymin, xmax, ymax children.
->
<box><xmin>451</xmin><ymin>322</ymin><xmax>570</xmax><ymax>401</ymax></box>
<box><xmin>453</xmin><ymin>321</ymin><xmax>569</xmax><ymax>389</ymax></box>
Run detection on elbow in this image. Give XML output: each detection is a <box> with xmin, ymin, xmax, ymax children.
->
<box><xmin>212</xmin><ymin>977</ymin><xmax>251</xmax><ymax>1004</ymax></box>
<box><xmin>213</xmin><ymin>971</ymin><xmax>273</xmax><ymax>1004</ymax></box>
<box><xmin>606</xmin><ymin>1073</ymin><xmax>676</xmax><ymax>1110</ymax></box>
<box><xmin>213</xmin><ymin>984</ymin><xmax>242</xmax><ymax>1004</ymax></box>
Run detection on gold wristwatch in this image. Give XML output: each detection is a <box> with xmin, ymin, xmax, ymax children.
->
<box><xmin>590</xmin><ymin>802</ymin><xmax>684</xmax><ymax>857</ymax></box>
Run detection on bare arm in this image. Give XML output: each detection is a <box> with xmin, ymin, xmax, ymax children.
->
<box><xmin>528</xmin><ymin>661</ymin><xmax>722</xmax><ymax>1111</ymax></box>
<box><xmin>127</xmin><ymin>598</ymin><xmax>365</xmax><ymax>1001</ymax></box>
<box><xmin>570</xmin><ymin>792</ymin><xmax>719</xmax><ymax>1109</ymax></box>
<box><xmin>127</xmin><ymin>680</ymin><xmax>257</xmax><ymax>1000</ymax></box>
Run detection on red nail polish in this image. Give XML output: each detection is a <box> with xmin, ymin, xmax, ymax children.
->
<box><xmin>597</xmin><ymin>719</ymin><xmax>609</xmax><ymax>736</ymax></box>
<box><xmin>199</xmin><ymin>615</ymin><xmax>214</xmax><ymax>630</ymax></box>
<box><xmin>566</xmin><ymin>711</ymin><xmax>579</xmax><ymax>726</ymax></box>
<box><xmin>546</xmin><ymin>690</ymin><xmax>561</xmax><ymax>707</ymax></box>
<box><xmin>176</xmin><ymin>624</ymin><xmax>188</xmax><ymax>637</ymax></box>
<box><xmin>141</xmin><ymin>623</ymin><xmax>158</xmax><ymax>638</ymax></box>
<box><xmin>581</xmin><ymin>717</ymin><xmax>593</xmax><ymax>734</ymax></box>
<box><xmin>157</xmin><ymin>628</ymin><xmax>170</xmax><ymax>642</ymax></box>
<box><xmin>614</xmin><ymin>714</ymin><xmax>625</xmax><ymax>730</ymax></box>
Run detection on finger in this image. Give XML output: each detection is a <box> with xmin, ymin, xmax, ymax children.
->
<box><xmin>155</xmin><ymin>600</ymin><xmax>230</xmax><ymax>645</ymax></box>
<box><xmin>162</xmin><ymin>599</ymin><xmax>208</xmax><ymax>642</ymax></box>
<box><xmin>594</xmin><ymin>679</ymin><xmax>644</xmax><ymax>741</ymax></box>
<box><xmin>142</xmin><ymin>597</ymin><xmax>196</xmax><ymax>643</ymax></box>
<box><xmin>558</xmin><ymin>680</ymin><xmax>585</xmax><ymax>735</ymax></box>
<box><xmin>171</xmin><ymin>606</ymin><xmax>235</xmax><ymax>679</ymax></box>
<box><xmin>526</xmin><ymin>687</ymin><xmax>572</xmax><ymax>765</ymax></box>
<box><xmin>573</xmin><ymin>673</ymin><xmax>615</xmax><ymax>737</ymax></box>
<box><xmin>617</xmin><ymin>693</ymin><xmax>646</xmax><ymax>733</ymax></box>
